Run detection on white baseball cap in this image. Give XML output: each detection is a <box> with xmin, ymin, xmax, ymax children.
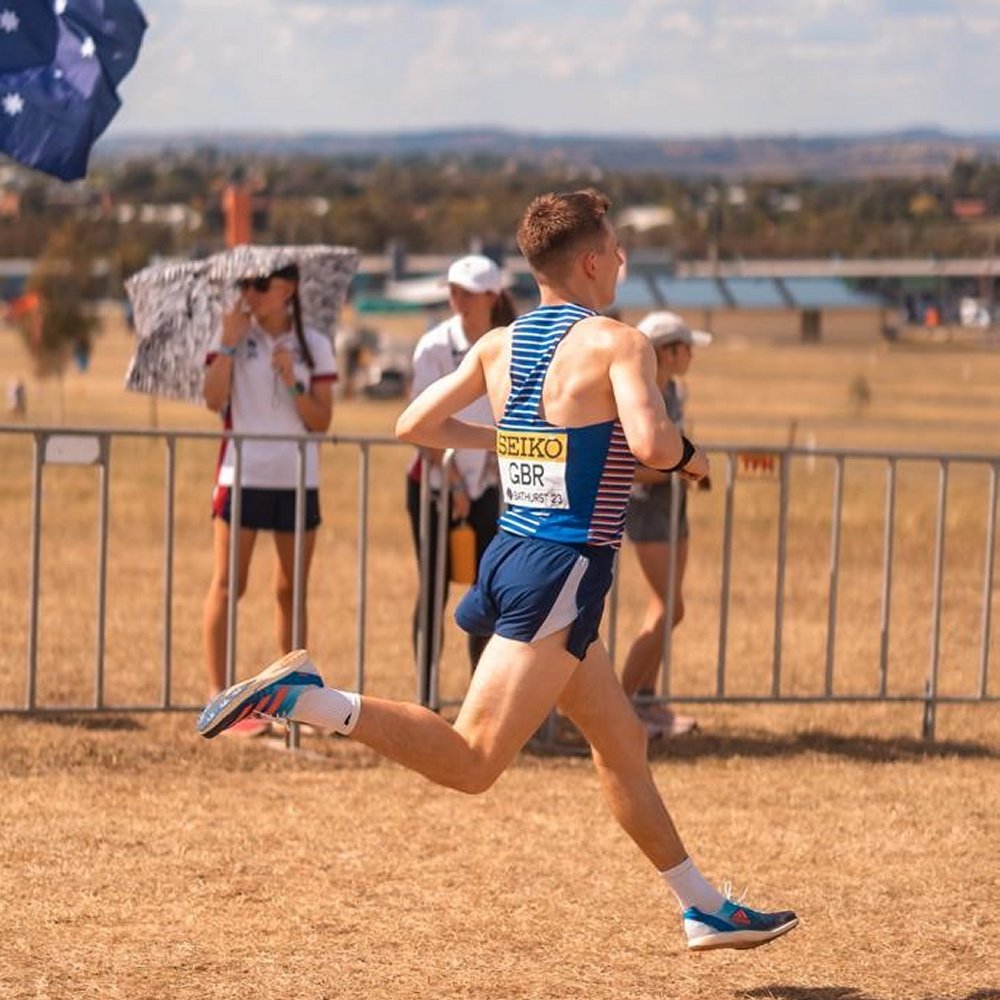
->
<box><xmin>446</xmin><ymin>255</ymin><xmax>504</xmax><ymax>295</ymax></box>
<box><xmin>637</xmin><ymin>310</ymin><xmax>713</xmax><ymax>348</ymax></box>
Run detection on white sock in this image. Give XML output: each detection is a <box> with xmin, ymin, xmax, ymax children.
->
<box><xmin>660</xmin><ymin>857</ymin><xmax>726</xmax><ymax>913</ymax></box>
<box><xmin>291</xmin><ymin>686</ymin><xmax>361</xmax><ymax>736</ymax></box>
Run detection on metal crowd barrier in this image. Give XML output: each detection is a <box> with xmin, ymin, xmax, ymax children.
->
<box><xmin>2</xmin><ymin>425</ymin><xmax>998</xmax><ymax>741</ymax></box>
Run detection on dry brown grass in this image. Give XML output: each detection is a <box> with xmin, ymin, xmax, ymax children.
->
<box><xmin>0</xmin><ymin>313</ymin><xmax>998</xmax><ymax>1000</ymax></box>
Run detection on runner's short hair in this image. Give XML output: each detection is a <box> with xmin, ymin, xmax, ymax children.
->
<box><xmin>517</xmin><ymin>188</ymin><xmax>612</xmax><ymax>276</ymax></box>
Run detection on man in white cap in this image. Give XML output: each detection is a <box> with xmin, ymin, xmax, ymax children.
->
<box><xmin>405</xmin><ymin>255</ymin><xmax>517</xmax><ymax>696</ymax></box>
<box><xmin>622</xmin><ymin>311</ymin><xmax>712</xmax><ymax>738</ymax></box>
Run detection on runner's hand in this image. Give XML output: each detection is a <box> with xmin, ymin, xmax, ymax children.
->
<box><xmin>679</xmin><ymin>446</ymin><xmax>710</xmax><ymax>483</ymax></box>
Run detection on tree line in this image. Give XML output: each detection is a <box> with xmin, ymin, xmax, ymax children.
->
<box><xmin>3</xmin><ymin>152</ymin><xmax>1000</xmax><ymax>268</ymax></box>
<box><xmin>3</xmin><ymin>151</ymin><xmax>999</xmax><ymax>381</ymax></box>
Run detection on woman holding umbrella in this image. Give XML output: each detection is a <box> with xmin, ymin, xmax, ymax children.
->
<box><xmin>201</xmin><ymin>263</ymin><xmax>337</xmax><ymax>734</ymax></box>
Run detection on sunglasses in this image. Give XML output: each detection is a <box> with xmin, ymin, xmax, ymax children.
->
<box><xmin>238</xmin><ymin>276</ymin><xmax>273</xmax><ymax>293</ymax></box>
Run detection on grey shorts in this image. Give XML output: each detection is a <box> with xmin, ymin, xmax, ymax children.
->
<box><xmin>624</xmin><ymin>482</ymin><xmax>688</xmax><ymax>544</ymax></box>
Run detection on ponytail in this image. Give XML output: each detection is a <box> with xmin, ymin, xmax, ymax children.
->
<box><xmin>289</xmin><ymin>287</ymin><xmax>314</xmax><ymax>370</ymax></box>
<box><xmin>490</xmin><ymin>289</ymin><xmax>517</xmax><ymax>328</ymax></box>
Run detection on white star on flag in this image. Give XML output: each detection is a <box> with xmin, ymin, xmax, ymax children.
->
<box><xmin>0</xmin><ymin>8</ymin><xmax>20</xmax><ymax>33</ymax></box>
<box><xmin>80</xmin><ymin>35</ymin><xmax>95</xmax><ymax>58</ymax></box>
<box><xmin>2</xmin><ymin>92</ymin><xmax>25</xmax><ymax>116</ymax></box>
<box><xmin>54</xmin><ymin>0</ymin><xmax>67</xmax><ymax>14</ymax></box>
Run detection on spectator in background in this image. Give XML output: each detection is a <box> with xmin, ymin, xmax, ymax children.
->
<box><xmin>201</xmin><ymin>263</ymin><xmax>336</xmax><ymax>735</ymax></box>
<box><xmin>622</xmin><ymin>311</ymin><xmax>711</xmax><ymax>739</ymax></box>
<box><xmin>406</xmin><ymin>255</ymin><xmax>516</xmax><ymax>698</ymax></box>
<box><xmin>6</xmin><ymin>377</ymin><xmax>26</xmax><ymax>418</ymax></box>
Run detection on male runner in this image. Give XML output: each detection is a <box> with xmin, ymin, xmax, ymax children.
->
<box><xmin>197</xmin><ymin>189</ymin><xmax>798</xmax><ymax>953</ymax></box>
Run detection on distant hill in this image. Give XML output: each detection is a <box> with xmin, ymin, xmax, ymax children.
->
<box><xmin>98</xmin><ymin>127</ymin><xmax>1000</xmax><ymax>178</ymax></box>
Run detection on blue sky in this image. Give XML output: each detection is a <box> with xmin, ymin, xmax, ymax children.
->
<box><xmin>110</xmin><ymin>0</ymin><xmax>1000</xmax><ymax>136</ymax></box>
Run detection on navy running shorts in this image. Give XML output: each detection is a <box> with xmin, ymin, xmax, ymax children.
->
<box><xmin>212</xmin><ymin>485</ymin><xmax>321</xmax><ymax>532</ymax></box>
<box><xmin>455</xmin><ymin>531</ymin><xmax>616</xmax><ymax>660</ymax></box>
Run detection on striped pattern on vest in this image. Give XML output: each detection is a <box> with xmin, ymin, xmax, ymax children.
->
<box><xmin>497</xmin><ymin>303</ymin><xmax>636</xmax><ymax>548</ymax></box>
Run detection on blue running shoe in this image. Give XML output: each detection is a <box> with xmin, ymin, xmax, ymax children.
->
<box><xmin>197</xmin><ymin>649</ymin><xmax>323</xmax><ymax>739</ymax></box>
<box><xmin>684</xmin><ymin>897</ymin><xmax>798</xmax><ymax>951</ymax></box>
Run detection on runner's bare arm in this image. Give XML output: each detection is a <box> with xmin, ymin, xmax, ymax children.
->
<box><xmin>609</xmin><ymin>327</ymin><xmax>708</xmax><ymax>479</ymax></box>
<box><xmin>396</xmin><ymin>342</ymin><xmax>497</xmax><ymax>451</ymax></box>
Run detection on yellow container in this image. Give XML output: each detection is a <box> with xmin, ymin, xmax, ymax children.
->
<box><xmin>449</xmin><ymin>521</ymin><xmax>477</xmax><ymax>584</ymax></box>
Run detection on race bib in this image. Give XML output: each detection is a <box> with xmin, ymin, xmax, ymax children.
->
<box><xmin>497</xmin><ymin>430</ymin><xmax>569</xmax><ymax>510</ymax></box>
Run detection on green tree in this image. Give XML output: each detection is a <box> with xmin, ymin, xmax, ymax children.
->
<box><xmin>22</xmin><ymin>223</ymin><xmax>99</xmax><ymax>402</ymax></box>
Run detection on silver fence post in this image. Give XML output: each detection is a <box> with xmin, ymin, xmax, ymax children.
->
<box><xmin>415</xmin><ymin>458</ymin><xmax>433</xmax><ymax>705</ymax></box>
<box><xmin>878</xmin><ymin>458</ymin><xmax>897</xmax><ymax>697</ymax></box>
<box><xmin>978</xmin><ymin>463</ymin><xmax>998</xmax><ymax>699</ymax></box>
<box><xmin>26</xmin><ymin>433</ymin><xmax>43</xmax><ymax>711</ymax></box>
<box><xmin>94</xmin><ymin>434</ymin><xmax>111</xmax><ymax>710</ymax></box>
<box><xmin>824</xmin><ymin>455</ymin><xmax>845</xmax><ymax>696</ymax></box>
<box><xmin>291</xmin><ymin>437</ymin><xmax>307</xmax><ymax>647</ymax></box>
<box><xmin>162</xmin><ymin>435</ymin><xmax>177</xmax><ymax>708</ymax></box>
<box><xmin>772</xmin><ymin>450</ymin><xmax>791</xmax><ymax>697</ymax></box>
<box><xmin>356</xmin><ymin>443</ymin><xmax>371</xmax><ymax>694</ymax></box>
<box><xmin>225</xmin><ymin>438</ymin><xmax>243</xmax><ymax>688</ymax></box>
<box><xmin>607</xmin><ymin>552</ymin><xmax>620</xmax><ymax>666</ymax></box>
<box><xmin>924</xmin><ymin>459</ymin><xmax>949</xmax><ymax>740</ymax></box>
<box><xmin>715</xmin><ymin>451</ymin><xmax>737</xmax><ymax>696</ymax></box>
<box><xmin>430</xmin><ymin>453</ymin><xmax>453</xmax><ymax>712</ymax></box>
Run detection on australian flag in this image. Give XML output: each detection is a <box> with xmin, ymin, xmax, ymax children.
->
<box><xmin>0</xmin><ymin>0</ymin><xmax>146</xmax><ymax>181</ymax></box>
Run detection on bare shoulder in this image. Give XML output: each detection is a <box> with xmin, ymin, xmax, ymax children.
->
<box><xmin>473</xmin><ymin>324</ymin><xmax>511</xmax><ymax>362</ymax></box>
<box><xmin>473</xmin><ymin>324</ymin><xmax>512</xmax><ymax>380</ymax></box>
<box><xmin>573</xmin><ymin>315</ymin><xmax>649</xmax><ymax>359</ymax></box>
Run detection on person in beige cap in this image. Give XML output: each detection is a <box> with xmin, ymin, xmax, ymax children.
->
<box><xmin>622</xmin><ymin>311</ymin><xmax>711</xmax><ymax>738</ymax></box>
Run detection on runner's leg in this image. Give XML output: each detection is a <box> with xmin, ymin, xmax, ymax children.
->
<box><xmin>558</xmin><ymin>637</ymin><xmax>688</xmax><ymax>871</ymax></box>
<box><xmin>348</xmin><ymin>629</ymin><xmax>578</xmax><ymax>794</ymax></box>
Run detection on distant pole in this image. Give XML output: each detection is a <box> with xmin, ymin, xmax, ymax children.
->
<box><xmin>223</xmin><ymin>168</ymin><xmax>253</xmax><ymax>248</ymax></box>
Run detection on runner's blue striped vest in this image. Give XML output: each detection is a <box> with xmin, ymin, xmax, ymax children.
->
<box><xmin>497</xmin><ymin>303</ymin><xmax>636</xmax><ymax>548</ymax></box>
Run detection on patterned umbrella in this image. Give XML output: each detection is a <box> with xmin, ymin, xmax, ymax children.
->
<box><xmin>0</xmin><ymin>0</ymin><xmax>147</xmax><ymax>181</ymax></box>
<box><xmin>124</xmin><ymin>245</ymin><xmax>360</xmax><ymax>402</ymax></box>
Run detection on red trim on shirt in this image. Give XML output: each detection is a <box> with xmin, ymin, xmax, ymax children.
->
<box><xmin>311</xmin><ymin>372</ymin><xmax>339</xmax><ymax>383</ymax></box>
<box><xmin>211</xmin><ymin>484</ymin><xmax>230</xmax><ymax>519</ymax></box>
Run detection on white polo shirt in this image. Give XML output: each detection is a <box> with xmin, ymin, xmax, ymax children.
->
<box><xmin>409</xmin><ymin>315</ymin><xmax>498</xmax><ymax>500</ymax></box>
<box><xmin>206</xmin><ymin>323</ymin><xmax>337</xmax><ymax>489</ymax></box>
